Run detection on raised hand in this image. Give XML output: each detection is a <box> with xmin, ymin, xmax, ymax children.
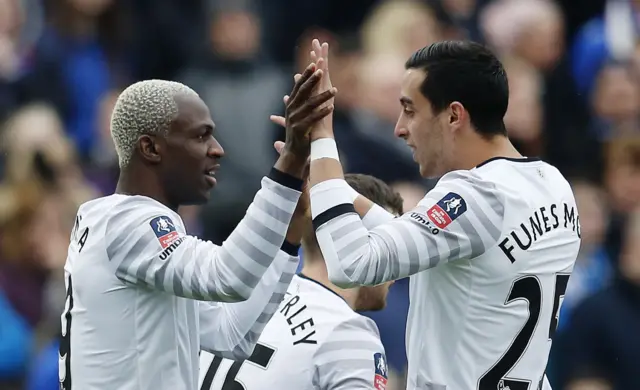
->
<box><xmin>309</xmin><ymin>39</ymin><xmax>336</xmax><ymax>141</ymax></box>
<box><xmin>282</xmin><ymin>62</ymin><xmax>337</xmax><ymax>158</ymax></box>
<box><xmin>273</xmin><ymin>62</ymin><xmax>337</xmax><ymax>179</ymax></box>
<box><xmin>310</xmin><ymin>40</ymin><xmax>333</xmax><ymax>104</ymax></box>
<box><xmin>271</xmin><ymin>40</ymin><xmax>336</xmax><ymax>141</ymax></box>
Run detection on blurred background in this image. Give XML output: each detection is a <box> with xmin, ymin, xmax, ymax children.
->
<box><xmin>0</xmin><ymin>0</ymin><xmax>638</xmax><ymax>389</ymax></box>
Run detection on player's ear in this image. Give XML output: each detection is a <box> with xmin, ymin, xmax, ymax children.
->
<box><xmin>138</xmin><ymin>134</ymin><xmax>162</xmax><ymax>164</ymax></box>
<box><xmin>448</xmin><ymin>102</ymin><xmax>465</xmax><ymax>127</ymax></box>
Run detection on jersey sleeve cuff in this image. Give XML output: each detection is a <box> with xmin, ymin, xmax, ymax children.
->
<box><xmin>310</xmin><ymin>179</ymin><xmax>356</xmax><ymax>230</ymax></box>
<box><xmin>280</xmin><ymin>240</ymin><xmax>301</xmax><ymax>257</ymax></box>
<box><xmin>268</xmin><ymin>168</ymin><xmax>304</xmax><ymax>192</ymax></box>
<box><xmin>312</xmin><ymin>204</ymin><xmax>356</xmax><ymax>231</ymax></box>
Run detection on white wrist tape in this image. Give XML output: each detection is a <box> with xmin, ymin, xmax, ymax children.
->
<box><xmin>310</xmin><ymin>138</ymin><xmax>340</xmax><ymax>162</ymax></box>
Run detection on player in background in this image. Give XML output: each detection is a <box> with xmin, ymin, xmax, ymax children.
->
<box><xmin>60</xmin><ymin>67</ymin><xmax>337</xmax><ymax>390</ymax></box>
<box><xmin>199</xmin><ymin>173</ymin><xmax>403</xmax><ymax>390</ymax></box>
<box><xmin>302</xmin><ymin>40</ymin><xmax>581</xmax><ymax>390</ymax></box>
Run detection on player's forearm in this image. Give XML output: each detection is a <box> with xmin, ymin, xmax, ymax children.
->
<box><xmin>309</xmin><ymin>156</ymin><xmax>345</xmax><ymax>186</ymax></box>
<box><xmin>308</xmin><ymin>181</ymin><xmax>386</xmax><ymax>287</ymax></box>
<box><xmin>200</xmin><ymin>250</ymin><xmax>299</xmax><ymax>360</ymax></box>
<box><xmin>314</xmin><ymin>214</ymin><xmax>391</xmax><ymax>288</ymax></box>
<box><xmin>214</xmin><ymin>168</ymin><xmax>303</xmax><ymax>300</ymax></box>
<box><xmin>307</xmin><ymin>137</ymin><xmax>400</xmax><ymax>287</ymax></box>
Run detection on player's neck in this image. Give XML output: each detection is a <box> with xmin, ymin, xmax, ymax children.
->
<box><xmin>299</xmin><ymin>260</ymin><xmax>359</xmax><ymax>309</ymax></box>
<box><xmin>116</xmin><ymin>167</ymin><xmax>177</xmax><ymax>211</ymax></box>
<box><xmin>456</xmin><ymin>134</ymin><xmax>523</xmax><ymax>171</ymax></box>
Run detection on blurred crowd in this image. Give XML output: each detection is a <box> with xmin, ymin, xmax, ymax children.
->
<box><xmin>0</xmin><ymin>0</ymin><xmax>638</xmax><ymax>389</ymax></box>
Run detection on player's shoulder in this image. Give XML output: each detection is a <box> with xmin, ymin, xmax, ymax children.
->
<box><xmin>312</xmin><ymin>310</ymin><xmax>384</xmax><ymax>370</ymax></box>
<box><xmin>106</xmin><ymin>194</ymin><xmax>173</xmax><ymax>218</ymax></box>
<box><xmin>326</xmin><ymin>312</ymin><xmax>382</xmax><ymax>345</ymax></box>
<box><xmin>102</xmin><ymin>194</ymin><xmax>181</xmax><ymax>232</ymax></box>
<box><xmin>312</xmin><ymin>311</ymin><xmax>387</xmax><ymax>388</ymax></box>
<box><xmin>472</xmin><ymin>157</ymin><xmax>573</xmax><ymax>196</ymax></box>
<box><xmin>416</xmin><ymin>168</ymin><xmax>506</xmax><ymax>226</ymax></box>
<box><xmin>428</xmin><ymin>168</ymin><xmax>503</xmax><ymax>201</ymax></box>
<box><xmin>426</xmin><ymin>158</ymin><xmax>574</xmax><ymax>205</ymax></box>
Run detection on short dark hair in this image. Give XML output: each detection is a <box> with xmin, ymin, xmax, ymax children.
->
<box><xmin>345</xmin><ymin>174</ymin><xmax>404</xmax><ymax>215</ymax></box>
<box><xmin>405</xmin><ymin>40</ymin><xmax>509</xmax><ymax>137</ymax></box>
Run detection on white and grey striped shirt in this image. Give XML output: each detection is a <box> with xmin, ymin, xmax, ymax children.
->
<box><xmin>310</xmin><ymin>158</ymin><xmax>581</xmax><ymax>390</ymax></box>
<box><xmin>60</xmin><ymin>169</ymin><xmax>303</xmax><ymax>390</ymax></box>
<box><xmin>199</xmin><ymin>275</ymin><xmax>387</xmax><ymax>390</ymax></box>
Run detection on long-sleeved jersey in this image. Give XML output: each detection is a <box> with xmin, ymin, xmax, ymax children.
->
<box><xmin>59</xmin><ymin>169</ymin><xmax>302</xmax><ymax>390</ymax></box>
<box><xmin>311</xmin><ymin>157</ymin><xmax>581</xmax><ymax>390</ymax></box>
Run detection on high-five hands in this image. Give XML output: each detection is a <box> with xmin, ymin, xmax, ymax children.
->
<box><xmin>280</xmin><ymin>59</ymin><xmax>337</xmax><ymax>157</ymax></box>
<box><xmin>271</xmin><ymin>40</ymin><xmax>337</xmax><ymax>145</ymax></box>
<box><xmin>273</xmin><ymin>60</ymin><xmax>337</xmax><ymax>179</ymax></box>
<box><xmin>308</xmin><ymin>39</ymin><xmax>335</xmax><ymax>141</ymax></box>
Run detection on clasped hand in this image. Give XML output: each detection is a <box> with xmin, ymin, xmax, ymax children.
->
<box><xmin>272</xmin><ymin>39</ymin><xmax>337</xmax><ymax>170</ymax></box>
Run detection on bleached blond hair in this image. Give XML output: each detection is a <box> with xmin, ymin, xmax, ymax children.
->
<box><xmin>110</xmin><ymin>79</ymin><xmax>199</xmax><ymax>168</ymax></box>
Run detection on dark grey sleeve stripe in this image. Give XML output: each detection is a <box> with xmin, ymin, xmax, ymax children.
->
<box><xmin>446</xmin><ymin>180</ymin><xmax>502</xmax><ymax>238</ymax></box>
<box><xmin>252</xmin><ymin>192</ymin><xmax>294</xmax><ymax>225</ymax></box>
<box><xmin>393</xmin><ymin>222</ymin><xmax>421</xmax><ymax>276</ymax></box>
<box><xmin>319</xmin><ymin>340</ymin><xmax>382</xmax><ymax>355</ymax></box>
<box><xmin>319</xmin><ymin>358</ymin><xmax>373</xmax><ymax>370</ymax></box>
<box><xmin>400</xmin><ymin>215</ymin><xmax>453</xmax><ymax>269</ymax></box>
<box><xmin>437</xmin><ymin>228</ymin><xmax>460</xmax><ymax>267</ymax></box>
<box><xmin>313</xmin><ymin>317</ymin><xmax>384</xmax><ymax>390</ymax></box>
<box><xmin>328</xmin><ymin>218</ymin><xmax>370</xmax><ymax>278</ymax></box>
<box><xmin>471</xmin><ymin>180</ymin><xmax>505</xmax><ymax>218</ymax></box>
<box><xmin>336</xmin><ymin>235</ymin><xmax>369</xmax><ymax>266</ymax></box>
<box><xmin>330</xmin><ymin>219</ymin><xmax>364</xmax><ymax>240</ymax></box>
<box><xmin>242</xmin><ymin>213</ymin><xmax>283</xmax><ymax>248</ymax></box>
<box><xmin>115</xmin><ymin>241</ymin><xmax>158</xmax><ymax>285</ymax></box>
<box><xmin>216</xmin><ymin>244</ymin><xmax>260</xmax><ymax>289</ymax></box>
<box><xmin>172</xmin><ymin>259</ymin><xmax>186</xmax><ymax>296</ymax></box>
<box><xmin>228</xmin><ymin>223</ymin><xmax>276</xmax><ymax>268</ymax></box>
<box><xmin>256</xmin><ymin>312</ymin><xmax>271</xmax><ymax>323</ymax></box>
<box><xmin>269</xmin><ymin>292</ymin><xmax>286</xmax><ymax>304</ymax></box>
<box><xmin>468</xmin><ymin>205</ymin><xmax>501</xmax><ymax>239</ymax></box>
<box><xmin>457</xmin><ymin>214</ymin><xmax>485</xmax><ymax>258</ymax></box>
<box><xmin>313</xmin><ymin>361</ymin><xmax>373</xmax><ymax>390</ymax></box>
<box><xmin>374</xmin><ymin>229</ymin><xmax>401</xmax><ymax>279</ymax></box>
<box><xmin>152</xmin><ymin>255</ymin><xmax>172</xmax><ymax>292</ymax></box>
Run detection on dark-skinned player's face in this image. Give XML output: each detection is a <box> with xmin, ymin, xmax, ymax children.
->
<box><xmin>159</xmin><ymin>94</ymin><xmax>224</xmax><ymax>206</ymax></box>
